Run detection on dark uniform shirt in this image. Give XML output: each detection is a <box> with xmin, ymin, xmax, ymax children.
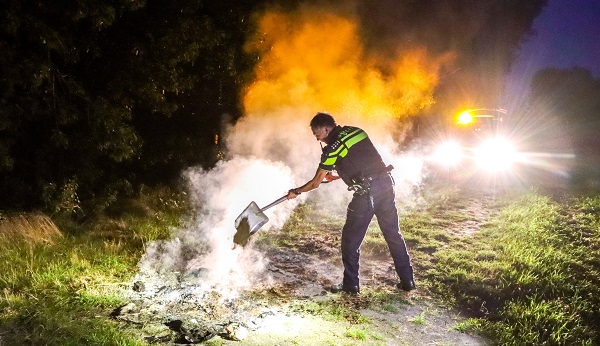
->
<box><xmin>318</xmin><ymin>125</ymin><xmax>387</xmax><ymax>186</ymax></box>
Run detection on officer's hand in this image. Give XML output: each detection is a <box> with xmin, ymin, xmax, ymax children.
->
<box><xmin>287</xmin><ymin>189</ymin><xmax>301</xmax><ymax>199</ymax></box>
<box><xmin>324</xmin><ymin>172</ymin><xmax>340</xmax><ymax>182</ymax></box>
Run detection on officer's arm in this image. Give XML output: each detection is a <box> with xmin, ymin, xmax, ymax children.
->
<box><xmin>287</xmin><ymin>168</ymin><xmax>328</xmax><ymax>199</ymax></box>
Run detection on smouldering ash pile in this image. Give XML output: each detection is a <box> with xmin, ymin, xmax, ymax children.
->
<box><xmin>115</xmin><ymin>244</ymin><xmax>342</xmax><ymax>344</ymax></box>
<box><xmin>112</xmin><ymin>275</ymin><xmax>275</xmax><ymax>343</ymax></box>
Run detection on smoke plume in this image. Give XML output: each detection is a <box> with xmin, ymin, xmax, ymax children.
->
<box><xmin>137</xmin><ymin>1</ymin><xmax>451</xmax><ymax>297</ymax></box>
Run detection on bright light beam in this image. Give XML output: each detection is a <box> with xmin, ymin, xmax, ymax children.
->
<box><xmin>434</xmin><ymin>140</ymin><xmax>463</xmax><ymax>166</ymax></box>
<box><xmin>475</xmin><ymin>137</ymin><xmax>517</xmax><ymax>171</ymax></box>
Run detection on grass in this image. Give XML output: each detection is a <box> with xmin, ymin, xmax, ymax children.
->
<box><xmin>3</xmin><ymin>183</ymin><xmax>600</xmax><ymax>345</ymax></box>
<box><xmin>408</xmin><ymin>311</ymin><xmax>428</xmax><ymax>325</ymax></box>
<box><xmin>320</xmin><ymin>184</ymin><xmax>600</xmax><ymax>345</ymax></box>
<box><xmin>0</xmin><ymin>212</ymin><xmax>63</xmax><ymax>245</ymax></box>
<box><xmin>451</xmin><ymin>317</ymin><xmax>484</xmax><ymax>332</ymax></box>
<box><xmin>0</xmin><ymin>188</ymin><xmax>188</xmax><ymax>345</ymax></box>
<box><xmin>419</xmin><ymin>188</ymin><xmax>600</xmax><ymax>345</ymax></box>
<box><xmin>345</xmin><ymin>327</ymin><xmax>368</xmax><ymax>340</ymax></box>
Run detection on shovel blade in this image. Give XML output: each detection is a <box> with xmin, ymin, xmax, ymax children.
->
<box><xmin>235</xmin><ymin>201</ymin><xmax>269</xmax><ymax>235</ymax></box>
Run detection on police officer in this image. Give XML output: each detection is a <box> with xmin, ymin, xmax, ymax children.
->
<box><xmin>287</xmin><ymin>112</ymin><xmax>416</xmax><ymax>294</ymax></box>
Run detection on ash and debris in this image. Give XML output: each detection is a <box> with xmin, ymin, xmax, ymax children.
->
<box><xmin>111</xmin><ymin>190</ymin><xmax>493</xmax><ymax>345</ymax></box>
<box><xmin>232</xmin><ymin>217</ymin><xmax>251</xmax><ymax>247</ymax></box>
<box><xmin>112</xmin><ymin>247</ymin><xmax>339</xmax><ymax>344</ymax></box>
<box><xmin>111</xmin><ymin>279</ymin><xmax>284</xmax><ymax>344</ymax></box>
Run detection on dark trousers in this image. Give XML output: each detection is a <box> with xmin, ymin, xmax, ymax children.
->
<box><xmin>341</xmin><ymin>174</ymin><xmax>413</xmax><ymax>287</ymax></box>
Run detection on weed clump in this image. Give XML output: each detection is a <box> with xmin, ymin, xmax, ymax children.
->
<box><xmin>0</xmin><ymin>212</ymin><xmax>63</xmax><ymax>245</ymax></box>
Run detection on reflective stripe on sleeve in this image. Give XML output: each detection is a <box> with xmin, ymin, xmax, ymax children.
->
<box><xmin>321</xmin><ymin>128</ymin><xmax>368</xmax><ymax>167</ymax></box>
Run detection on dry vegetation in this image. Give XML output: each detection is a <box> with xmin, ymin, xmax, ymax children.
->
<box><xmin>0</xmin><ymin>212</ymin><xmax>63</xmax><ymax>245</ymax></box>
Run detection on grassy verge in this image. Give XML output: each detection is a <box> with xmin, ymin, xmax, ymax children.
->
<box><xmin>271</xmin><ymin>186</ymin><xmax>600</xmax><ymax>345</ymax></box>
<box><xmin>3</xmin><ymin>183</ymin><xmax>599</xmax><ymax>345</ymax></box>
<box><xmin>420</xmin><ymin>189</ymin><xmax>600</xmax><ymax>345</ymax></box>
<box><xmin>0</xmin><ymin>188</ymin><xmax>188</xmax><ymax>346</ymax></box>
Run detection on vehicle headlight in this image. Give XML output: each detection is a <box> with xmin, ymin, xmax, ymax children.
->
<box><xmin>475</xmin><ymin>137</ymin><xmax>517</xmax><ymax>171</ymax></box>
<box><xmin>434</xmin><ymin>140</ymin><xmax>463</xmax><ymax>166</ymax></box>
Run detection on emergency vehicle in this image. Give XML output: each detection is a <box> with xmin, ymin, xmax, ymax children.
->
<box><xmin>432</xmin><ymin>108</ymin><xmax>521</xmax><ymax>173</ymax></box>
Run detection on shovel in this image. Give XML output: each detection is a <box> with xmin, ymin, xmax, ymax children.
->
<box><xmin>233</xmin><ymin>195</ymin><xmax>288</xmax><ymax>247</ymax></box>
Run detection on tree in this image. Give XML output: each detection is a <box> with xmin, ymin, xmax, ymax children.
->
<box><xmin>528</xmin><ymin>68</ymin><xmax>600</xmax><ymax>183</ymax></box>
<box><xmin>0</xmin><ymin>0</ymin><xmax>260</xmax><ymax>211</ymax></box>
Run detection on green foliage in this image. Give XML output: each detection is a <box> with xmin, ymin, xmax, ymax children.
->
<box><xmin>42</xmin><ymin>178</ymin><xmax>83</xmax><ymax>216</ymax></box>
<box><xmin>0</xmin><ymin>0</ymin><xmax>261</xmax><ymax>210</ymax></box>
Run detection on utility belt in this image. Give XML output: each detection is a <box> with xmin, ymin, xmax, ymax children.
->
<box><xmin>347</xmin><ymin>165</ymin><xmax>394</xmax><ymax>195</ymax></box>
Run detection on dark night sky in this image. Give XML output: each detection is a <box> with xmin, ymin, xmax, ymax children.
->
<box><xmin>505</xmin><ymin>0</ymin><xmax>600</xmax><ymax>107</ymax></box>
<box><xmin>509</xmin><ymin>0</ymin><xmax>600</xmax><ymax>81</ymax></box>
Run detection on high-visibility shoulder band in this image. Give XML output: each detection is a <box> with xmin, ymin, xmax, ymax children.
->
<box><xmin>323</xmin><ymin>148</ymin><xmax>348</xmax><ymax>166</ymax></box>
<box><xmin>320</xmin><ymin>127</ymin><xmax>368</xmax><ymax>168</ymax></box>
<box><xmin>327</xmin><ymin>129</ymin><xmax>367</xmax><ymax>157</ymax></box>
<box><xmin>342</xmin><ymin>129</ymin><xmax>367</xmax><ymax>149</ymax></box>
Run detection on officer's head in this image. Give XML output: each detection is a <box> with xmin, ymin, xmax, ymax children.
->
<box><xmin>310</xmin><ymin>112</ymin><xmax>336</xmax><ymax>129</ymax></box>
<box><xmin>310</xmin><ymin>112</ymin><xmax>336</xmax><ymax>143</ymax></box>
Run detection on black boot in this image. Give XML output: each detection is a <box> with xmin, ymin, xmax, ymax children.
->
<box><xmin>329</xmin><ymin>283</ymin><xmax>359</xmax><ymax>294</ymax></box>
<box><xmin>396</xmin><ymin>265</ymin><xmax>416</xmax><ymax>292</ymax></box>
<box><xmin>397</xmin><ymin>279</ymin><xmax>416</xmax><ymax>292</ymax></box>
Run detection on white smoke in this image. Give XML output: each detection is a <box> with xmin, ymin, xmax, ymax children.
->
<box><xmin>135</xmin><ymin>4</ymin><xmax>432</xmax><ymax>298</ymax></box>
<box><xmin>226</xmin><ymin>107</ymin><xmax>320</xmax><ymax>177</ymax></box>
<box><xmin>136</xmin><ymin>106</ymin><xmax>426</xmax><ymax>296</ymax></box>
<box><xmin>136</xmin><ymin>154</ymin><xmax>302</xmax><ymax>298</ymax></box>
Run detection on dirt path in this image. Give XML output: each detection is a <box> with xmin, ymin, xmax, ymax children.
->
<box><xmin>445</xmin><ymin>192</ymin><xmax>496</xmax><ymax>237</ymax></box>
<box><xmin>114</xmin><ymin>188</ymin><xmax>495</xmax><ymax>345</ymax></box>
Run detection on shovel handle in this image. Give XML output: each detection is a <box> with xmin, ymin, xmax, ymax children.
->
<box><xmin>261</xmin><ymin>195</ymin><xmax>288</xmax><ymax>211</ymax></box>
